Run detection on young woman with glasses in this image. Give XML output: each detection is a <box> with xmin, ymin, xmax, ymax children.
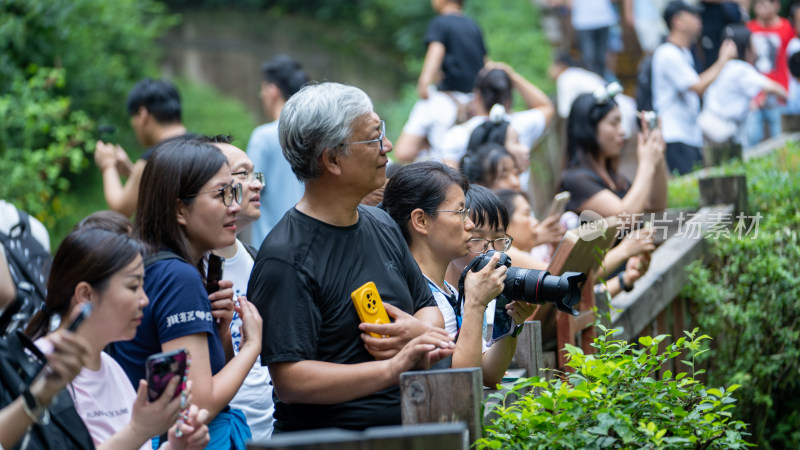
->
<box><xmin>112</xmin><ymin>138</ymin><xmax>263</xmax><ymax>450</ymax></box>
<box><xmin>382</xmin><ymin>162</ymin><xmax>535</xmax><ymax>387</ymax></box>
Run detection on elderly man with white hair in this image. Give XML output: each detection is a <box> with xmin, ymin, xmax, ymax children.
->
<box><xmin>247</xmin><ymin>82</ymin><xmax>453</xmax><ymax>433</ymax></box>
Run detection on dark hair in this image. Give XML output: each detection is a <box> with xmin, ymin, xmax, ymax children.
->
<box><xmin>133</xmin><ymin>138</ymin><xmax>228</xmax><ymax>264</ymax></box>
<box><xmin>466</xmin><ymin>119</ymin><xmax>510</xmax><ymax>154</ymax></box>
<box><xmin>474</xmin><ymin>68</ymin><xmax>512</xmax><ymax>113</ymax></box>
<box><xmin>75</xmin><ymin>211</ymin><xmax>132</xmax><ymax>235</ymax></box>
<box><xmin>126</xmin><ymin>78</ymin><xmax>181</xmax><ymax>124</ymax></box>
<box><xmin>460</xmin><ymin>142</ymin><xmax>516</xmax><ymax>188</ymax></box>
<box><xmin>564</xmin><ymin>93</ymin><xmax>628</xmax><ymax>191</ymax></box>
<box><xmin>565</xmin><ymin>93</ymin><xmax>617</xmax><ymax>164</ymax></box>
<box><xmin>466</xmin><ymin>185</ymin><xmax>509</xmax><ymax>231</ymax></box>
<box><xmin>383</xmin><ymin>161</ymin><xmax>470</xmax><ymax>244</ymax></box>
<box><xmin>262</xmin><ymin>55</ymin><xmax>310</xmax><ymax>101</ymax></box>
<box><xmin>722</xmin><ymin>24</ymin><xmax>751</xmax><ymax>61</ymax></box>
<box><xmin>494</xmin><ymin>189</ymin><xmax>527</xmax><ymax>218</ymax></box>
<box><xmin>790</xmin><ymin>52</ymin><xmax>800</xmax><ymax>78</ymax></box>
<box><xmin>25</xmin><ymin>228</ymin><xmax>144</xmax><ymax>339</ymax></box>
<box><xmin>192</xmin><ymin>134</ymin><xmax>233</xmax><ymax>144</ymax></box>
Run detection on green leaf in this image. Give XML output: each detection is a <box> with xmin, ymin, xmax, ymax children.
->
<box><xmin>639</xmin><ymin>336</ymin><xmax>654</xmax><ymax>347</ymax></box>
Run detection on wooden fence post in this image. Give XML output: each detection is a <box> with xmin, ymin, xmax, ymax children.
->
<box><xmin>511</xmin><ymin>321</ymin><xmax>545</xmax><ymax>382</ymax></box>
<box><xmin>400</xmin><ymin>368</ymin><xmax>483</xmax><ymax>443</ymax></box>
<box><xmin>698</xmin><ymin>175</ymin><xmax>748</xmax><ymax>214</ymax></box>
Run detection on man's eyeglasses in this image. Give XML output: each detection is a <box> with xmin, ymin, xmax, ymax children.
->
<box><xmin>467</xmin><ymin>236</ymin><xmax>513</xmax><ymax>254</ymax></box>
<box><xmin>182</xmin><ymin>182</ymin><xmax>242</xmax><ymax>207</ymax></box>
<box><xmin>232</xmin><ymin>169</ymin><xmax>265</xmax><ymax>186</ymax></box>
<box><xmin>341</xmin><ymin>120</ymin><xmax>385</xmax><ymax>152</ymax></box>
<box><xmin>436</xmin><ymin>208</ymin><xmax>471</xmax><ymax>222</ymax></box>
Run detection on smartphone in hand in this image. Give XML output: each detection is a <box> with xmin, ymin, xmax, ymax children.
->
<box><xmin>145</xmin><ymin>348</ymin><xmax>189</xmax><ymax>402</ymax></box>
<box><xmin>67</xmin><ymin>303</ymin><xmax>93</xmax><ymax>333</ymax></box>
<box><xmin>351</xmin><ymin>282</ymin><xmax>391</xmax><ymax>338</ymax></box>
<box><xmin>547</xmin><ymin>191</ymin><xmax>571</xmax><ymax>218</ymax></box>
<box><xmin>206</xmin><ymin>254</ymin><xmax>224</xmax><ymax>295</ymax></box>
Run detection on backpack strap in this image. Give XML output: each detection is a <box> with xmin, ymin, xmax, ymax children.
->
<box><xmin>243</xmin><ymin>243</ymin><xmax>258</xmax><ymax>260</ymax></box>
<box><xmin>0</xmin><ymin>209</ymin><xmax>50</xmax><ymax>302</ymax></box>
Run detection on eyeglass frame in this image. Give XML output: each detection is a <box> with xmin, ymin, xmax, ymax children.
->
<box><xmin>467</xmin><ymin>235</ymin><xmax>514</xmax><ymax>254</ymax></box>
<box><xmin>340</xmin><ymin>120</ymin><xmax>386</xmax><ymax>152</ymax></box>
<box><xmin>231</xmin><ymin>169</ymin><xmax>265</xmax><ymax>186</ymax></box>
<box><xmin>181</xmin><ymin>182</ymin><xmax>243</xmax><ymax>207</ymax></box>
<box><xmin>435</xmin><ymin>208</ymin><xmax>471</xmax><ymax>222</ymax></box>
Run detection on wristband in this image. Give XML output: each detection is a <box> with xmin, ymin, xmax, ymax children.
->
<box><xmin>618</xmin><ymin>271</ymin><xmax>633</xmax><ymax>292</ymax></box>
<box><xmin>510</xmin><ymin>323</ymin><xmax>524</xmax><ymax>338</ymax></box>
<box><xmin>21</xmin><ymin>386</ymin><xmax>50</xmax><ymax>425</ymax></box>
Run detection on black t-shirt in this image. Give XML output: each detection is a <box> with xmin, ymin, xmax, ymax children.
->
<box><xmin>247</xmin><ymin>206</ymin><xmax>437</xmax><ymax>432</ymax></box>
<box><xmin>560</xmin><ymin>167</ymin><xmax>630</xmax><ymax>213</ymax></box>
<box><xmin>424</xmin><ymin>13</ymin><xmax>487</xmax><ymax>93</ymax></box>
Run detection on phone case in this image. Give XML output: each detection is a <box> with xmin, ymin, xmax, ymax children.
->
<box><xmin>145</xmin><ymin>348</ymin><xmax>189</xmax><ymax>402</ymax></box>
<box><xmin>206</xmin><ymin>255</ymin><xmax>224</xmax><ymax>294</ymax></box>
<box><xmin>350</xmin><ymin>282</ymin><xmax>391</xmax><ymax>338</ymax></box>
<box><xmin>548</xmin><ymin>191</ymin><xmax>571</xmax><ymax>217</ymax></box>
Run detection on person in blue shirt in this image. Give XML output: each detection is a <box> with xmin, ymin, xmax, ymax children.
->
<box><xmin>113</xmin><ymin>138</ymin><xmax>263</xmax><ymax>450</ymax></box>
<box><xmin>246</xmin><ymin>55</ymin><xmax>310</xmax><ymax>247</ymax></box>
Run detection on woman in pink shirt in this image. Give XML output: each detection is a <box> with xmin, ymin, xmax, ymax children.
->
<box><xmin>25</xmin><ymin>224</ymin><xmax>210</xmax><ymax>450</ymax></box>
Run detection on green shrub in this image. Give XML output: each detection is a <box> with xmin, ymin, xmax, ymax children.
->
<box><xmin>0</xmin><ymin>0</ymin><xmax>174</xmax><ymax>240</ymax></box>
<box><xmin>0</xmin><ymin>67</ymin><xmax>94</xmax><ymax>230</ymax></box>
<box><xmin>681</xmin><ymin>143</ymin><xmax>800</xmax><ymax>448</ymax></box>
<box><xmin>175</xmin><ymin>79</ymin><xmax>258</xmax><ymax>149</ymax></box>
<box><xmin>478</xmin><ymin>328</ymin><xmax>752</xmax><ymax>449</ymax></box>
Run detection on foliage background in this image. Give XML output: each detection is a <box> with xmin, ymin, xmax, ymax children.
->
<box><xmin>670</xmin><ymin>144</ymin><xmax>800</xmax><ymax>448</ymax></box>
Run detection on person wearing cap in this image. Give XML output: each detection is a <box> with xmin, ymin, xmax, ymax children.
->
<box><xmin>652</xmin><ymin>0</ymin><xmax>737</xmax><ymax>175</ymax></box>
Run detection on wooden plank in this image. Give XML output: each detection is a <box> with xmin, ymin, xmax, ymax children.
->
<box><xmin>610</xmin><ymin>204</ymin><xmax>734</xmax><ymax>341</ymax></box>
<box><xmin>249</xmin><ymin>423</ymin><xmax>468</xmax><ymax>450</ymax></box>
<box><xmin>511</xmin><ymin>321</ymin><xmax>545</xmax><ymax>382</ymax></box>
<box><xmin>363</xmin><ymin>423</ymin><xmax>468</xmax><ymax>450</ymax></box>
<box><xmin>698</xmin><ymin>175</ymin><xmax>748</xmax><ymax>214</ymax></box>
<box><xmin>400</xmin><ymin>368</ymin><xmax>482</xmax><ymax>443</ymax></box>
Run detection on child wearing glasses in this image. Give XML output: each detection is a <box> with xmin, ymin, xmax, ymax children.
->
<box><xmin>382</xmin><ymin>162</ymin><xmax>535</xmax><ymax>387</ymax></box>
<box><xmin>112</xmin><ymin>138</ymin><xmax>263</xmax><ymax>450</ymax></box>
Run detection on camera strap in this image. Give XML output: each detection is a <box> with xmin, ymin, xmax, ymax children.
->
<box><xmin>424</xmin><ymin>277</ymin><xmax>461</xmax><ymax>331</ymax></box>
<box><xmin>455</xmin><ymin>257</ymin><xmax>485</xmax><ymax>323</ymax></box>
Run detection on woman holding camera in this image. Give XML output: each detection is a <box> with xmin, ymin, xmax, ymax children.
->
<box><xmin>112</xmin><ymin>138</ymin><xmax>262</xmax><ymax>449</ymax></box>
<box><xmin>559</xmin><ymin>86</ymin><xmax>667</xmax><ymax>218</ymax></box>
<box><xmin>21</xmin><ymin>224</ymin><xmax>209</xmax><ymax>450</ymax></box>
<box><xmin>382</xmin><ymin>161</ymin><xmax>535</xmax><ymax>387</ymax></box>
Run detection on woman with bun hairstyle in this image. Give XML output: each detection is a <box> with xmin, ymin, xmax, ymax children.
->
<box><xmin>442</xmin><ymin>62</ymin><xmax>554</xmax><ymax>183</ymax></box>
<box><xmin>112</xmin><ymin>138</ymin><xmax>262</xmax><ymax>449</ymax></box>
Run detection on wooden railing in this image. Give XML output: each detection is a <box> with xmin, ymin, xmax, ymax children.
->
<box><xmin>247</xmin><ymin>133</ymin><xmax>797</xmax><ymax>448</ymax></box>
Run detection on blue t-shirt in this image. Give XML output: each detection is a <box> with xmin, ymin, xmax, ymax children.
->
<box><xmin>246</xmin><ymin>121</ymin><xmax>305</xmax><ymax>248</ymax></box>
<box><xmin>113</xmin><ymin>258</ymin><xmax>226</xmax><ymax>387</ymax></box>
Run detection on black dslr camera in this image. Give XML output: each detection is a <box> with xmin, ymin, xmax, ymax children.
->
<box><xmin>461</xmin><ymin>250</ymin><xmax>586</xmax><ymax>316</ymax></box>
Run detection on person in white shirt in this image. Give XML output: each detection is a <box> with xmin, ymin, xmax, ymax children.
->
<box><xmin>652</xmin><ymin>0</ymin><xmax>737</xmax><ymax>175</ymax></box>
<box><xmin>700</xmin><ymin>24</ymin><xmax>787</xmax><ymax>145</ymax></box>
<box><xmin>570</xmin><ymin>0</ymin><xmax>618</xmax><ymax>76</ymax></box>
<box><xmin>441</xmin><ymin>62</ymin><xmax>554</xmax><ymax>190</ymax></box>
<box><xmin>207</xmin><ymin>137</ymin><xmax>273</xmax><ymax>442</ymax></box>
